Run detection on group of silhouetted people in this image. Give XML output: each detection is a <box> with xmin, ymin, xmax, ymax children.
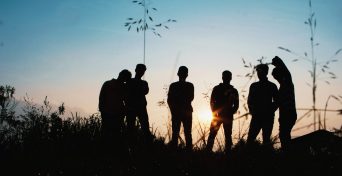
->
<box><xmin>98</xmin><ymin>56</ymin><xmax>297</xmax><ymax>154</ymax></box>
<box><xmin>246</xmin><ymin>56</ymin><xmax>297</xmax><ymax>152</ymax></box>
<box><xmin>99</xmin><ymin>64</ymin><xmax>152</xmax><ymax>150</ymax></box>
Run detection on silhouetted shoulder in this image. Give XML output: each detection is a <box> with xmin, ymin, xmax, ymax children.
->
<box><xmin>102</xmin><ymin>79</ymin><xmax>113</xmax><ymax>87</ymax></box>
<box><xmin>169</xmin><ymin>82</ymin><xmax>177</xmax><ymax>87</ymax></box>
<box><xmin>100</xmin><ymin>79</ymin><xmax>119</xmax><ymax>93</ymax></box>
<box><xmin>250</xmin><ymin>82</ymin><xmax>258</xmax><ymax>86</ymax></box>
<box><xmin>251</xmin><ymin>80</ymin><xmax>278</xmax><ymax>89</ymax></box>
<box><xmin>127</xmin><ymin>78</ymin><xmax>149</xmax><ymax>89</ymax></box>
<box><xmin>102</xmin><ymin>80</ymin><xmax>110</xmax><ymax>86</ymax></box>
<box><xmin>213</xmin><ymin>84</ymin><xmax>220</xmax><ymax>90</ymax></box>
<box><xmin>142</xmin><ymin>79</ymin><xmax>148</xmax><ymax>85</ymax></box>
<box><xmin>232</xmin><ymin>86</ymin><xmax>238</xmax><ymax>94</ymax></box>
<box><xmin>186</xmin><ymin>81</ymin><xmax>194</xmax><ymax>88</ymax></box>
<box><xmin>249</xmin><ymin>82</ymin><xmax>257</xmax><ymax>89</ymax></box>
<box><xmin>267</xmin><ymin>81</ymin><xmax>278</xmax><ymax>95</ymax></box>
<box><xmin>169</xmin><ymin>81</ymin><xmax>193</xmax><ymax>91</ymax></box>
<box><xmin>270</xmin><ymin>81</ymin><xmax>278</xmax><ymax>89</ymax></box>
<box><xmin>168</xmin><ymin>82</ymin><xmax>177</xmax><ymax>93</ymax></box>
<box><xmin>171</xmin><ymin>81</ymin><xmax>193</xmax><ymax>86</ymax></box>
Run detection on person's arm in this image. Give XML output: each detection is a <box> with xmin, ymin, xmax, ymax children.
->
<box><xmin>167</xmin><ymin>84</ymin><xmax>174</xmax><ymax>110</ymax></box>
<box><xmin>190</xmin><ymin>83</ymin><xmax>194</xmax><ymax>102</ymax></box>
<box><xmin>247</xmin><ymin>84</ymin><xmax>255</xmax><ymax>115</ymax></box>
<box><xmin>98</xmin><ymin>82</ymin><xmax>106</xmax><ymax>112</ymax></box>
<box><xmin>123</xmin><ymin>83</ymin><xmax>129</xmax><ymax>114</ymax></box>
<box><xmin>143</xmin><ymin>81</ymin><xmax>149</xmax><ymax>95</ymax></box>
<box><xmin>272</xmin><ymin>56</ymin><xmax>292</xmax><ymax>81</ymax></box>
<box><xmin>210</xmin><ymin>87</ymin><xmax>217</xmax><ymax>113</ymax></box>
<box><xmin>272</xmin><ymin>84</ymin><xmax>279</xmax><ymax>112</ymax></box>
<box><xmin>232</xmin><ymin>89</ymin><xmax>239</xmax><ymax>114</ymax></box>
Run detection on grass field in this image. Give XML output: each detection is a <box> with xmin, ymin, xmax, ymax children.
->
<box><xmin>1</xmin><ymin>99</ymin><xmax>341</xmax><ymax>176</ymax></box>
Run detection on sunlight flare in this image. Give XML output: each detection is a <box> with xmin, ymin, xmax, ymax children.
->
<box><xmin>197</xmin><ymin>108</ymin><xmax>213</xmax><ymax>123</ymax></box>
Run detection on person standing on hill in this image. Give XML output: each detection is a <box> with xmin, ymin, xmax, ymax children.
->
<box><xmin>98</xmin><ymin>69</ymin><xmax>132</xmax><ymax>144</ymax></box>
<box><xmin>247</xmin><ymin>64</ymin><xmax>279</xmax><ymax>146</ymax></box>
<box><xmin>167</xmin><ymin>66</ymin><xmax>194</xmax><ymax>151</ymax></box>
<box><xmin>271</xmin><ymin>56</ymin><xmax>297</xmax><ymax>151</ymax></box>
<box><xmin>126</xmin><ymin>64</ymin><xmax>152</xmax><ymax>143</ymax></box>
<box><xmin>206</xmin><ymin>70</ymin><xmax>239</xmax><ymax>154</ymax></box>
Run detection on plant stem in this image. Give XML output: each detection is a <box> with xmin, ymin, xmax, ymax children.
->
<box><xmin>309</xmin><ymin>3</ymin><xmax>317</xmax><ymax>131</ymax></box>
<box><xmin>143</xmin><ymin>0</ymin><xmax>146</xmax><ymax>65</ymax></box>
<box><xmin>323</xmin><ymin>95</ymin><xmax>331</xmax><ymax>130</ymax></box>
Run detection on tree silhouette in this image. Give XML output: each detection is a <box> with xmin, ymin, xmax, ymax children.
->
<box><xmin>124</xmin><ymin>0</ymin><xmax>176</xmax><ymax>64</ymax></box>
<box><xmin>0</xmin><ymin>85</ymin><xmax>16</xmax><ymax>120</ymax></box>
<box><xmin>278</xmin><ymin>0</ymin><xmax>342</xmax><ymax>131</ymax></box>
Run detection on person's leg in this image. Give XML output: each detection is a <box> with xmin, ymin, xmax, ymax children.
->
<box><xmin>247</xmin><ymin>117</ymin><xmax>262</xmax><ymax>144</ymax></box>
<box><xmin>279</xmin><ymin>115</ymin><xmax>296</xmax><ymax>151</ymax></box>
<box><xmin>101</xmin><ymin>113</ymin><xmax>107</xmax><ymax>136</ymax></box>
<box><xmin>183</xmin><ymin>112</ymin><xmax>193</xmax><ymax>151</ymax></box>
<box><xmin>279</xmin><ymin>124</ymin><xmax>290</xmax><ymax>150</ymax></box>
<box><xmin>100</xmin><ymin>113</ymin><xmax>116</xmax><ymax>155</ymax></box>
<box><xmin>137</xmin><ymin>107</ymin><xmax>153</xmax><ymax>144</ymax></box>
<box><xmin>126</xmin><ymin>111</ymin><xmax>136</xmax><ymax>133</ymax></box>
<box><xmin>261</xmin><ymin>117</ymin><xmax>274</xmax><ymax>145</ymax></box>
<box><xmin>170</xmin><ymin>114</ymin><xmax>181</xmax><ymax>148</ymax></box>
<box><xmin>223</xmin><ymin>118</ymin><xmax>233</xmax><ymax>153</ymax></box>
<box><xmin>126</xmin><ymin>110</ymin><xmax>137</xmax><ymax>146</ymax></box>
<box><xmin>115</xmin><ymin>115</ymin><xmax>127</xmax><ymax>156</ymax></box>
<box><xmin>206</xmin><ymin>118</ymin><xmax>222</xmax><ymax>152</ymax></box>
<box><xmin>113</xmin><ymin>115</ymin><xmax>125</xmax><ymax>143</ymax></box>
<box><xmin>101</xmin><ymin>113</ymin><xmax>114</xmax><ymax>140</ymax></box>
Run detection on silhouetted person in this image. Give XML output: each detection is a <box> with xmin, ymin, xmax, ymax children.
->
<box><xmin>99</xmin><ymin>69</ymin><xmax>132</xmax><ymax>145</ymax></box>
<box><xmin>272</xmin><ymin>56</ymin><xmax>297</xmax><ymax>151</ymax></box>
<box><xmin>206</xmin><ymin>70</ymin><xmax>239</xmax><ymax>154</ymax></box>
<box><xmin>126</xmin><ymin>64</ymin><xmax>152</xmax><ymax>143</ymax></box>
<box><xmin>167</xmin><ymin>66</ymin><xmax>194</xmax><ymax>151</ymax></box>
<box><xmin>247</xmin><ymin>64</ymin><xmax>278</xmax><ymax>146</ymax></box>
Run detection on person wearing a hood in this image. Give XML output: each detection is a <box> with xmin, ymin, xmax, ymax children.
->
<box><xmin>206</xmin><ymin>70</ymin><xmax>239</xmax><ymax>154</ymax></box>
<box><xmin>272</xmin><ymin>56</ymin><xmax>297</xmax><ymax>151</ymax></box>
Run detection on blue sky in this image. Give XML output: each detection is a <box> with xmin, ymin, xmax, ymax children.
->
<box><xmin>1</xmin><ymin>0</ymin><xmax>342</xmax><ymax>139</ymax></box>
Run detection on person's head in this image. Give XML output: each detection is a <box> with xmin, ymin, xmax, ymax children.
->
<box><xmin>255</xmin><ymin>64</ymin><xmax>269</xmax><ymax>80</ymax></box>
<box><xmin>177</xmin><ymin>66</ymin><xmax>188</xmax><ymax>81</ymax></box>
<box><xmin>222</xmin><ymin>70</ymin><xmax>232</xmax><ymax>83</ymax></box>
<box><xmin>272</xmin><ymin>67</ymin><xmax>283</xmax><ymax>83</ymax></box>
<box><xmin>135</xmin><ymin>64</ymin><xmax>146</xmax><ymax>79</ymax></box>
<box><xmin>118</xmin><ymin>69</ymin><xmax>132</xmax><ymax>82</ymax></box>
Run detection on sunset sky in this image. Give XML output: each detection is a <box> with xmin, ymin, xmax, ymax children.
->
<box><xmin>1</xmin><ymin>0</ymin><xmax>341</xmax><ymax>142</ymax></box>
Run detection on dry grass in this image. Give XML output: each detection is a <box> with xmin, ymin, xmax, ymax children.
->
<box><xmin>1</xmin><ymin>98</ymin><xmax>341</xmax><ymax>176</ymax></box>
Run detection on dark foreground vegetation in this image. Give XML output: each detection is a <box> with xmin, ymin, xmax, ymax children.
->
<box><xmin>1</xmin><ymin>97</ymin><xmax>342</xmax><ymax>176</ymax></box>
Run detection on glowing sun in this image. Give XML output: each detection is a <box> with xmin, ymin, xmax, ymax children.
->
<box><xmin>197</xmin><ymin>108</ymin><xmax>213</xmax><ymax>123</ymax></box>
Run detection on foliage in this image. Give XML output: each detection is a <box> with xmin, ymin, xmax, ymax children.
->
<box><xmin>0</xmin><ymin>85</ymin><xmax>16</xmax><ymax>112</ymax></box>
<box><xmin>278</xmin><ymin>0</ymin><xmax>342</xmax><ymax>130</ymax></box>
<box><xmin>124</xmin><ymin>0</ymin><xmax>176</xmax><ymax>64</ymax></box>
<box><xmin>125</xmin><ymin>0</ymin><xmax>176</xmax><ymax>37</ymax></box>
<box><xmin>0</xmin><ymin>85</ymin><xmax>16</xmax><ymax>126</ymax></box>
<box><xmin>1</xmin><ymin>86</ymin><xmax>341</xmax><ymax>175</ymax></box>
